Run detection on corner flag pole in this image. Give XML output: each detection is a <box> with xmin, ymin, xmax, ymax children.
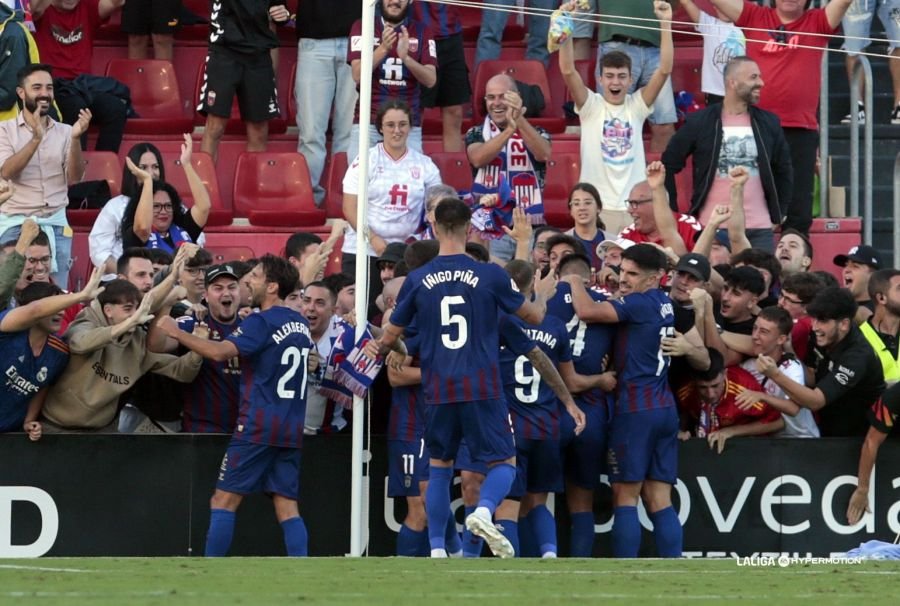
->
<box><xmin>350</xmin><ymin>0</ymin><xmax>377</xmax><ymax>558</ymax></box>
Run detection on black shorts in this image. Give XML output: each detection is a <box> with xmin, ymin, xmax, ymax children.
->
<box><xmin>421</xmin><ymin>33</ymin><xmax>471</xmax><ymax>108</ymax></box>
<box><xmin>197</xmin><ymin>49</ymin><xmax>281</xmax><ymax>123</ymax></box>
<box><xmin>120</xmin><ymin>0</ymin><xmax>182</xmax><ymax>35</ymax></box>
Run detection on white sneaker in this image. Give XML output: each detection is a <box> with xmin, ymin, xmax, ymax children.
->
<box><xmin>430</xmin><ymin>548</ymin><xmax>448</xmax><ymax>558</ymax></box>
<box><xmin>465</xmin><ymin>511</ymin><xmax>515</xmax><ymax>559</ymax></box>
<box><xmin>841</xmin><ymin>103</ymin><xmax>866</xmax><ymax>124</ymax></box>
<box><xmin>891</xmin><ymin>106</ymin><xmax>900</xmax><ymax>125</ymax></box>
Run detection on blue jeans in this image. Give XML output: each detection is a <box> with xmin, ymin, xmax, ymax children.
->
<box><xmin>295</xmin><ymin>38</ymin><xmax>358</xmax><ymax>206</ymax></box>
<box><xmin>474</xmin><ymin>0</ymin><xmax>554</xmax><ymax>67</ymax></box>
<box><xmin>347</xmin><ymin>124</ymin><xmax>423</xmax><ymax>163</ymax></box>
<box><xmin>596</xmin><ymin>41</ymin><xmax>677</xmax><ymax>125</ymax></box>
<box><xmin>0</xmin><ymin>223</ymin><xmax>73</xmax><ymax>290</ymax></box>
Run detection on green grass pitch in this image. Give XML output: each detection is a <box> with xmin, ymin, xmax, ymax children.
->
<box><xmin>2</xmin><ymin>558</ymin><xmax>899</xmax><ymax>605</ymax></box>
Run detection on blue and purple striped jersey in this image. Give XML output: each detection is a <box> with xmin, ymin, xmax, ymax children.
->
<box><xmin>388</xmin><ymin>333</ymin><xmax>424</xmax><ymax>442</ymax></box>
<box><xmin>412</xmin><ymin>1</ymin><xmax>461</xmax><ymax>39</ymax></box>
<box><xmin>391</xmin><ymin>254</ymin><xmax>526</xmax><ymax>405</ymax></box>
<box><xmin>547</xmin><ymin>283</ymin><xmax>616</xmax><ymax>407</ymax></box>
<box><xmin>567</xmin><ymin>230</ymin><xmax>607</xmax><ymax>272</ymax></box>
<box><xmin>0</xmin><ymin>311</ymin><xmax>69</xmax><ymax>432</ymax></box>
<box><xmin>226</xmin><ymin>306</ymin><xmax>313</xmax><ymax>448</ymax></box>
<box><xmin>177</xmin><ymin>313</ymin><xmax>242</xmax><ymax>433</ymax></box>
<box><xmin>499</xmin><ymin>313</ymin><xmax>572</xmax><ymax>440</ymax></box>
<box><xmin>610</xmin><ymin>289</ymin><xmax>676</xmax><ymax>414</ymax></box>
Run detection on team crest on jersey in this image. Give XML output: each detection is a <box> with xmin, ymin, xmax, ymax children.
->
<box><xmin>410</xmin><ymin>166</ymin><xmax>420</xmax><ymax>179</ymax></box>
<box><xmin>207</xmin><ymin>90</ymin><xmax>217</xmax><ymax>107</ymax></box>
<box><xmin>351</xmin><ymin>35</ymin><xmax>363</xmax><ymax>51</ymax></box>
<box><xmin>428</xmin><ymin>39</ymin><xmax>436</xmax><ymax>57</ymax></box>
<box><xmin>37</xmin><ymin>367</ymin><xmax>48</xmax><ymax>383</ymax></box>
<box><xmin>404</xmin><ymin>475</ymin><xmax>412</xmax><ymax>488</ymax></box>
<box><xmin>409</xmin><ymin>38</ymin><xmax>419</xmax><ymax>53</ymax></box>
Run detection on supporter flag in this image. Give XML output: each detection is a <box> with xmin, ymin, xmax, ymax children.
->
<box><xmin>336</xmin><ymin>326</ymin><xmax>384</xmax><ymax>398</ymax></box>
<box><xmin>319</xmin><ymin>323</ymin><xmax>354</xmax><ymax>409</ymax></box>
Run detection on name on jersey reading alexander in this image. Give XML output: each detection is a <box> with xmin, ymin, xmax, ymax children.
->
<box><xmin>272</xmin><ymin>321</ymin><xmax>312</xmax><ymax>344</ymax></box>
<box><xmin>421</xmin><ymin>270</ymin><xmax>480</xmax><ymax>290</ymax></box>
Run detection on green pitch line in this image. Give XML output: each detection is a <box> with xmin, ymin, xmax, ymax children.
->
<box><xmin>1</xmin><ymin>558</ymin><xmax>898</xmax><ymax>606</ymax></box>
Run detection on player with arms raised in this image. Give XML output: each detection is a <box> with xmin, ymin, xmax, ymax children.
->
<box><xmin>561</xmin><ymin>243</ymin><xmax>682</xmax><ymax>558</ymax></box>
<box><xmin>369</xmin><ymin>198</ymin><xmax>562</xmax><ymax>558</ymax></box>
<box><xmin>162</xmin><ymin>255</ymin><xmax>313</xmax><ymax>557</ymax></box>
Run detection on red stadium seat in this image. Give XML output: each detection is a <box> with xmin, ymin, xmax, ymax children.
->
<box><xmin>324</xmin><ymin>151</ymin><xmax>349</xmax><ymax>219</ymax></box>
<box><xmin>164</xmin><ymin>152</ymin><xmax>232</xmax><ymax>227</ymax></box>
<box><xmin>472</xmin><ymin>60</ymin><xmax>566</xmax><ymax>133</ymax></box>
<box><xmin>670</xmin><ymin>45</ymin><xmax>705</xmax><ymax>105</ymax></box>
<box><xmin>233</xmin><ymin>152</ymin><xmax>327</xmax><ymax>227</ymax></box>
<box><xmin>430</xmin><ymin>151</ymin><xmax>474</xmax><ymax>192</ymax></box>
<box><xmin>542</xmin><ymin>153</ymin><xmax>581</xmax><ymax>229</ymax></box>
<box><xmin>207</xmin><ymin>245</ymin><xmax>256</xmax><ymax>264</ymax></box>
<box><xmin>67</xmin><ymin>152</ymin><xmax>122</xmax><ymax>228</ymax></box>
<box><xmin>105</xmin><ymin>60</ymin><xmax>195</xmax><ymax>135</ymax></box>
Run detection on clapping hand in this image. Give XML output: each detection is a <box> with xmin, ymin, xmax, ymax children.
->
<box><xmin>71</xmin><ymin>109</ymin><xmax>92</xmax><ymax>139</ymax></box>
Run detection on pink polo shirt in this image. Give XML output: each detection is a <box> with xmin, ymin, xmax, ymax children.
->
<box><xmin>0</xmin><ymin>112</ymin><xmax>72</xmax><ymax>217</ymax></box>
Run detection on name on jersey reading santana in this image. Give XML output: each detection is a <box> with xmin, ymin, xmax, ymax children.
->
<box><xmin>421</xmin><ymin>270</ymin><xmax>480</xmax><ymax>290</ymax></box>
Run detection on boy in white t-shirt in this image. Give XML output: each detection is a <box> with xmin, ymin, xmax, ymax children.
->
<box><xmin>736</xmin><ymin>306</ymin><xmax>821</xmax><ymax>438</ymax></box>
<box><xmin>557</xmin><ymin>0</ymin><xmax>673</xmax><ymax>236</ymax></box>
<box><xmin>677</xmin><ymin>0</ymin><xmax>746</xmax><ymax>104</ymax></box>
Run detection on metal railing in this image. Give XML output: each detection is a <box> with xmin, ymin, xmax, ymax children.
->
<box><xmin>819</xmin><ymin>51</ymin><xmax>830</xmax><ymax>217</ymax></box>
<box><xmin>848</xmin><ymin>55</ymin><xmax>874</xmax><ymax>244</ymax></box>
<box><xmin>894</xmin><ymin>151</ymin><xmax>900</xmax><ymax>266</ymax></box>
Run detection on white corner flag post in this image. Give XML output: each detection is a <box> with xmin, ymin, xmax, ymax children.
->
<box><xmin>349</xmin><ymin>0</ymin><xmax>377</xmax><ymax>558</ymax></box>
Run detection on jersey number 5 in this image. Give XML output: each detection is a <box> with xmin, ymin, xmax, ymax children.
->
<box><xmin>277</xmin><ymin>346</ymin><xmax>310</xmax><ymax>399</ymax></box>
<box><xmin>440</xmin><ymin>295</ymin><xmax>468</xmax><ymax>350</ymax></box>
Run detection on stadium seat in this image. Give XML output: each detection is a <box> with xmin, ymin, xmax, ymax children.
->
<box><xmin>542</xmin><ymin>153</ymin><xmax>581</xmax><ymax>229</ymax></box>
<box><xmin>67</xmin><ymin>152</ymin><xmax>122</xmax><ymax>228</ymax></box>
<box><xmin>105</xmin><ymin>59</ymin><xmax>195</xmax><ymax>135</ymax></box>
<box><xmin>471</xmin><ymin>60</ymin><xmax>567</xmax><ymax>133</ymax></box>
<box><xmin>193</xmin><ymin>63</ymin><xmax>287</xmax><ymax>135</ymax></box>
<box><xmin>206</xmin><ymin>245</ymin><xmax>256</xmax><ymax>264</ymax></box>
<box><xmin>233</xmin><ymin>152</ymin><xmax>327</xmax><ymax>227</ymax></box>
<box><xmin>324</xmin><ymin>151</ymin><xmax>349</xmax><ymax>219</ymax></box>
<box><xmin>430</xmin><ymin>151</ymin><xmax>474</xmax><ymax>192</ymax></box>
<box><xmin>670</xmin><ymin>45</ymin><xmax>705</xmax><ymax>108</ymax></box>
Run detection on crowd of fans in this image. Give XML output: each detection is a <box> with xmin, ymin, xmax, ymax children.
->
<box><xmin>0</xmin><ymin>0</ymin><xmax>898</xmax><ymax>557</ymax></box>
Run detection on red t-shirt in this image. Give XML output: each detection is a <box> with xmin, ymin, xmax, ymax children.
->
<box><xmin>791</xmin><ymin>315</ymin><xmax>813</xmax><ymax>363</ymax></box>
<box><xmin>34</xmin><ymin>0</ymin><xmax>103</xmax><ymax>80</ymax></box>
<box><xmin>736</xmin><ymin>3</ymin><xmax>835</xmax><ymax>130</ymax></box>
<box><xmin>620</xmin><ymin>212</ymin><xmax>702</xmax><ymax>251</ymax></box>
<box><xmin>677</xmin><ymin>366</ymin><xmax>782</xmax><ymax>435</ymax></box>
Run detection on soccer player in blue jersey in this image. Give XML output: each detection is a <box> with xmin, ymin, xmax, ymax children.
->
<box><xmin>494</xmin><ymin>259</ymin><xmax>594</xmax><ymax>558</ymax></box>
<box><xmin>547</xmin><ymin>253</ymin><xmax>618</xmax><ymax>557</ymax></box>
<box><xmin>561</xmin><ymin>243</ymin><xmax>682</xmax><ymax>558</ymax></box>
<box><xmin>370</xmin><ymin>197</ymin><xmax>562</xmax><ymax>558</ymax></box>
<box><xmin>0</xmin><ymin>268</ymin><xmax>103</xmax><ymax>440</ymax></box>
<box><xmin>162</xmin><ymin>255</ymin><xmax>314</xmax><ymax>557</ymax></box>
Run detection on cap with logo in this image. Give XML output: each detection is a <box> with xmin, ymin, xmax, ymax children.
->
<box><xmin>204</xmin><ymin>263</ymin><xmax>240</xmax><ymax>286</ymax></box>
<box><xmin>674</xmin><ymin>253</ymin><xmax>711</xmax><ymax>282</ymax></box>
<box><xmin>833</xmin><ymin>245</ymin><xmax>881</xmax><ymax>269</ymax></box>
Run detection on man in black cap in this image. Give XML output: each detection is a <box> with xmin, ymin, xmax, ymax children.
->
<box><xmin>834</xmin><ymin>244</ymin><xmax>882</xmax><ymax>321</ymax></box>
<box><xmin>663</xmin><ymin>252</ymin><xmax>713</xmax><ymax>393</ymax></box>
<box><xmin>377</xmin><ymin>242</ymin><xmax>408</xmax><ymax>286</ymax></box>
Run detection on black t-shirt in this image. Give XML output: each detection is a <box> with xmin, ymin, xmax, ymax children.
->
<box><xmin>807</xmin><ymin>325</ymin><xmax>886</xmax><ymax>437</ymax></box>
<box><xmin>210</xmin><ymin>0</ymin><xmax>283</xmax><ymax>54</ymax></box>
<box><xmin>868</xmin><ymin>382</ymin><xmax>900</xmax><ymax>434</ymax></box>
<box><xmin>296</xmin><ymin>0</ymin><xmax>362</xmax><ymax>39</ymax></box>
<box><xmin>122</xmin><ymin>212</ymin><xmax>204</xmax><ymax>250</ymax></box>
<box><xmin>722</xmin><ymin>315</ymin><xmax>757</xmax><ymax>336</ymax></box>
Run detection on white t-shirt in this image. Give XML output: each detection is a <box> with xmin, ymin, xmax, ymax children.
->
<box><xmin>304</xmin><ymin>318</ymin><xmax>349</xmax><ymax>435</ymax></box>
<box><xmin>88</xmin><ymin>194</ymin><xmax>129</xmax><ymax>269</ymax></box>
<box><xmin>742</xmin><ymin>356</ymin><xmax>820</xmax><ymax>438</ymax></box>
<box><xmin>696</xmin><ymin>12</ymin><xmax>746</xmax><ymax>97</ymax></box>
<box><xmin>576</xmin><ymin>91</ymin><xmax>652</xmax><ymax>212</ymax></box>
<box><xmin>342</xmin><ymin>143</ymin><xmax>441</xmax><ymax>257</ymax></box>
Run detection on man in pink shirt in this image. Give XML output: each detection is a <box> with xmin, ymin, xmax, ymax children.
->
<box><xmin>0</xmin><ymin>63</ymin><xmax>91</xmax><ymax>290</ymax></box>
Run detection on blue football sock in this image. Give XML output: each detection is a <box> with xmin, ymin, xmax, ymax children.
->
<box><xmin>569</xmin><ymin>511</ymin><xmax>596</xmax><ymax>557</ymax></box>
<box><xmin>397</xmin><ymin>524</ymin><xmax>427</xmax><ymax>557</ymax></box>
<box><xmin>528</xmin><ymin>505</ymin><xmax>557</xmax><ymax>556</ymax></box>
<box><xmin>425</xmin><ymin>466</ymin><xmax>453</xmax><ymax>551</ymax></box>
<box><xmin>497</xmin><ymin>519</ymin><xmax>519</xmax><ymax>557</ymax></box>
<box><xmin>611</xmin><ymin>506</ymin><xmax>641</xmax><ymax>558</ymax></box>
<box><xmin>517</xmin><ymin>513</ymin><xmax>539</xmax><ymax>558</ymax></box>
<box><xmin>462</xmin><ymin>505</ymin><xmax>484</xmax><ymax>558</ymax></box>
<box><xmin>205</xmin><ymin>508</ymin><xmax>236</xmax><ymax>557</ymax></box>
<box><xmin>650</xmin><ymin>507</ymin><xmax>683</xmax><ymax>558</ymax></box>
<box><xmin>477</xmin><ymin>463</ymin><xmax>516</xmax><ymax>513</ymax></box>
<box><xmin>280</xmin><ymin>516</ymin><xmax>308</xmax><ymax>557</ymax></box>
<box><xmin>444</xmin><ymin>512</ymin><xmax>463</xmax><ymax>554</ymax></box>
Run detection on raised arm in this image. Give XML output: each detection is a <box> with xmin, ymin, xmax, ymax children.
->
<box><xmin>824</xmin><ymin>0</ymin><xmax>854</xmax><ymax>30</ymax></box>
<box><xmin>640</xmin><ymin>1</ymin><xmax>674</xmax><ymax>108</ymax></box>
<box><xmin>726</xmin><ymin>167</ymin><xmax>752</xmax><ymax>255</ymax></box>
<box><xmin>180</xmin><ymin>134</ymin><xmax>211</xmax><ymax>229</ymax></box>
<box><xmin>125</xmin><ymin>157</ymin><xmax>154</xmax><ymax>243</ymax></box>
<box><xmin>647</xmin><ymin>161</ymin><xmax>688</xmax><ymax>255</ymax></box>
<box><xmin>0</xmin><ymin>267</ymin><xmax>103</xmax><ymax>333</ymax></box>
<box><xmin>98</xmin><ymin>0</ymin><xmax>126</xmax><ymax>21</ymax></box>
<box><xmin>557</xmin><ymin>4</ymin><xmax>589</xmax><ymax>110</ymax></box>
<box><xmin>678</xmin><ymin>0</ymin><xmax>702</xmax><ymax>23</ymax></box>
<box><xmin>708</xmin><ymin>0</ymin><xmax>744</xmax><ymax>23</ymax></box>
<box><xmin>561</xmin><ymin>274</ymin><xmax>620</xmax><ymax>323</ymax></box>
